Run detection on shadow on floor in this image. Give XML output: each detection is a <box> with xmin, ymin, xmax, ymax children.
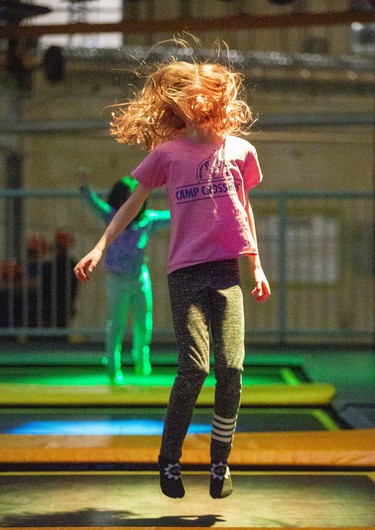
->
<box><xmin>0</xmin><ymin>509</ymin><xmax>226</xmax><ymax>528</ymax></box>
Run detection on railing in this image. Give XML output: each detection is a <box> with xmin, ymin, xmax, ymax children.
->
<box><xmin>0</xmin><ymin>189</ymin><xmax>373</xmax><ymax>345</ymax></box>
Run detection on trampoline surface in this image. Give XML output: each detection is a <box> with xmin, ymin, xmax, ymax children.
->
<box><xmin>0</xmin><ymin>471</ymin><xmax>374</xmax><ymax>528</ymax></box>
<box><xmin>0</xmin><ymin>364</ymin><xmax>305</xmax><ymax>387</ymax></box>
<box><xmin>0</xmin><ymin>406</ymin><xmax>340</xmax><ymax>435</ymax></box>
<box><xmin>0</xmin><ymin>363</ymin><xmax>335</xmax><ymax>408</ymax></box>
<box><xmin>0</xmin><ymin>348</ymin><xmax>373</xmax><ymax>529</ymax></box>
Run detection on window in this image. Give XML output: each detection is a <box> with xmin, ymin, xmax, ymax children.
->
<box><xmin>32</xmin><ymin>0</ymin><xmax>123</xmax><ymax>49</ymax></box>
<box><xmin>258</xmin><ymin>214</ymin><xmax>341</xmax><ymax>284</ymax></box>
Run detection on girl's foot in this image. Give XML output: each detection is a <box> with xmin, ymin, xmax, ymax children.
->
<box><xmin>134</xmin><ymin>361</ymin><xmax>152</xmax><ymax>376</ymax></box>
<box><xmin>108</xmin><ymin>370</ymin><xmax>125</xmax><ymax>385</ymax></box>
<box><xmin>158</xmin><ymin>455</ymin><xmax>185</xmax><ymax>498</ymax></box>
<box><xmin>210</xmin><ymin>462</ymin><xmax>233</xmax><ymax>499</ymax></box>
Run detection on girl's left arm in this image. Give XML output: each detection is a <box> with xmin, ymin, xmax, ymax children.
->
<box><xmin>245</xmin><ymin>196</ymin><xmax>271</xmax><ymax>303</ymax></box>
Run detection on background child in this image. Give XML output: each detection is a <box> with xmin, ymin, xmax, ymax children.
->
<box><xmin>74</xmin><ymin>55</ymin><xmax>270</xmax><ymax>497</ymax></box>
<box><xmin>77</xmin><ymin>168</ymin><xmax>170</xmax><ymax>383</ymax></box>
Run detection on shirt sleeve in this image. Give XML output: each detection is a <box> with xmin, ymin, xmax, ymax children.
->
<box><xmin>242</xmin><ymin>145</ymin><xmax>263</xmax><ymax>191</ymax></box>
<box><xmin>131</xmin><ymin>147</ymin><xmax>167</xmax><ymax>189</ymax></box>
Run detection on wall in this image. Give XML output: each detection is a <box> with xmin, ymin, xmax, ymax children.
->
<box><xmin>0</xmin><ymin>0</ymin><xmax>373</xmax><ymax>343</ymax></box>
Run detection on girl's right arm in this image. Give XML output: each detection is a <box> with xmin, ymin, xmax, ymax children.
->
<box><xmin>74</xmin><ymin>184</ymin><xmax>151</xmax><ymax>282</ymax></box>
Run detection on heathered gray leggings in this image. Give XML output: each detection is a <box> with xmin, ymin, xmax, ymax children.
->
<box><xmin>160</xmin><ymin>259</ymin><xmax>245</xmax><ymax>463</ymax></box>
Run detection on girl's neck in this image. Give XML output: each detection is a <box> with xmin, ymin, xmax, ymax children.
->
<box><xmin>185</xmin><ymin>126</ymin><xmax>222</xmax><ymax>144</ymax></box>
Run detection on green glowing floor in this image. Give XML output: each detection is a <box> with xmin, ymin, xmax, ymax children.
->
<box><xmin>1</xmin><ymin>345</ymin><xmax>372</xmax><ymax>431</ymax></box>
<box><xmin>0</xmin><ymin>364</ymin><xmax>304</xmax><ymax>387</ymax></box>
<box><xmin>0</xmin><ymin>350</ymin><xmax>341</xmax><ymax>433</ymax></box>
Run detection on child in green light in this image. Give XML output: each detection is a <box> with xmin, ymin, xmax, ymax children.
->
<box><xmin>77</xmin><ymin>169</ymin><xmax>170</xmax><ymax>384</ymax></box>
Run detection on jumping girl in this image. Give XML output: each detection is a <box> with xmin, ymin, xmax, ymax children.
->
<box><xmin>74</xmin><ymin>54</ymin><xmax>271</xmax><ymax>499</ymax></box>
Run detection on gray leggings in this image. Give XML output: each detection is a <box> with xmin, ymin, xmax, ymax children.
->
<box><xmin>160</xmin><ymin>259</ymin><xmax>245</xmax><ymax>463</ymax></box>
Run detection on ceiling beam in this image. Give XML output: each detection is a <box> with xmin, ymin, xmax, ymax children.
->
<box><xmin>1</xmin><ymin>10</ymin><xmax>375</xmax><ymax>38</ymax></box>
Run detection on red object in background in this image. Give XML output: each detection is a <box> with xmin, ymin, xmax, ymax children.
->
<box><xmin>1</xmin><ymin>259</ymin><xmax>23</xmax><ymax>282</ymax></box>
<box><xmin>27</xmin><ymin>235</ymin><xmax>50</xmax><ymax>255</ymax></box>
<box><xmin>55</xmin><ymin>229</ymin><xmax>75</xmax><ymax>249</ymax></box>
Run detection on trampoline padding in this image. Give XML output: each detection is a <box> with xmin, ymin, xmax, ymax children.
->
<box><xmin>0</xmin><ymin>382</ymin><xmax>336</xmax><ymax>406</ymax></box>
<box><xmin>1</xmin><ymin>429</ymin><xmax>374</xmax><ymax>467</ymax></box>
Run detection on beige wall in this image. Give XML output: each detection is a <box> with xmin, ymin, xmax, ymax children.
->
<box><xmin>120</xmin><ymin>0</ymin><xmax>355</xmax><ymax>57</ymax></box>
<box><xmin>15</xmin><ymin>67</ymin><xmax>373</xmax><ymax>194</ymax></box>
<box><xmin>0</xmin><ymin>0</ymin><xmax>373</xmax><ymax>343</ymax></box>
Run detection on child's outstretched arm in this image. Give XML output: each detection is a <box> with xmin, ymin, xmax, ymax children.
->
<box><xmin>245</xmin><ymin>197</ymin><xmax>271</xmax><ymax>303</ymax></box>
<box><xmin>74</xmin><ymin>183</ymin><xmax>151</xmax><ymax>282</ymax></box>
<box><xmin>76</xmin><ymin>168</ymin><xmax>112</xmax><ymax>221</ymax></box>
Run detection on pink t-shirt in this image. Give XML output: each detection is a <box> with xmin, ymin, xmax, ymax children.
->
<box><xmin>132</xmin><ymin>135</ymin><xmax>263</xmax><ymax>274</ymax></box>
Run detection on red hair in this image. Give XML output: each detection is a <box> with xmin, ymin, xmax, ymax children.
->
<box><xmin>110</xmin><ymin>60</ymin><xmax>254</xmax><ymax>151</ymax></box>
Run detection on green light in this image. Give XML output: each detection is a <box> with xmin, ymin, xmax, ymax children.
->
<box><xmin>280</xmin><ymin>367</ymin><xmax>301</xmax><ymax>386</ymax></box>
<box><xmin>312</xmin><ymin>409</ymin><xmax>340</xmax><ymax>431</ymax></box>
<box><xmin>1</xmin><ymin>366</ymin><xmax>304</xmax><ymax>387</ymax></box>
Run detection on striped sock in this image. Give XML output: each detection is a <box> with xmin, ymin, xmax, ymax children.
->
<box><xmin>211</xmin><ymin>414</ymin><xmax>237</xmax><ymax>446</ymax></box>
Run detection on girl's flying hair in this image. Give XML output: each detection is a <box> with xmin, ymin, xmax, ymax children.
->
<box><xmin>110</xmin><ymin>58</ymin><xmax>254</xmax><ymax>151</ymax></box>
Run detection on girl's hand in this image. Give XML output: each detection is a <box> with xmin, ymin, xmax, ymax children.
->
<box><xmin>251</xmin><ymin>266</ymin><xmax>271</xmax><ymax>303</ymax></box>
<box><xmin>75</xmin><ymin>166</ymin><xmax>91</xmax><ymax>187</ymax></box>
<box><xmin>74</xmin><ymin>248</ymin><xmax>103</xmax><ymax>282</ymax></box>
